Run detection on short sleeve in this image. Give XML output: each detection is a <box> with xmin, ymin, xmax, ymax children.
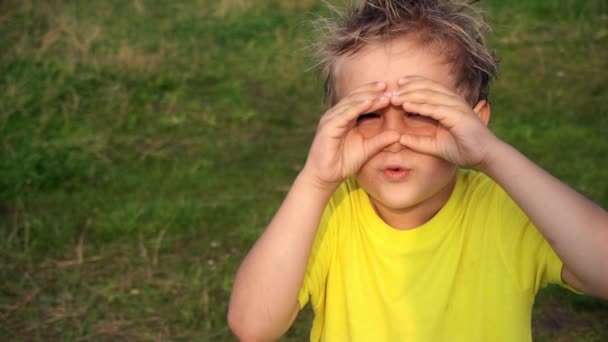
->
<box><xmin>543</xmin><ymin>242</ymin><xmax>583</xmax><ymax>294</ymax></box>
<box><xmin>489</xmin><ymin>181</ymin><xmax>573</xmax><ymax>294</ymax></box>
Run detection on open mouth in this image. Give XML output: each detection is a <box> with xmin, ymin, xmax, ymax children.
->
<box><xmin>383</xmin><ymin>167</ymin><xmax>410</xmax><ymax>181</ymax></box>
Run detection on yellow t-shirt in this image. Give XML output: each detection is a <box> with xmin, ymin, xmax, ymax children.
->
<box><xmin>297</xmin><ymin>170</ymin><xmax>569</xmax><ymax>342</ymax></box>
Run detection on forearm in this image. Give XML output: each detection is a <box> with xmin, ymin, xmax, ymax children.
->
<box><xmin>480</xmin><ymin>139</ymin><xmax>608</xmax><ymax>297</ymax></box>
<box><xmin>228</xmin><ymin>170</ymin><xmax>335</xmax><ymax>341</ymax></box>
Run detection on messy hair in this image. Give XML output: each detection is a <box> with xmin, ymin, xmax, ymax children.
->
<box><xmin>314</xmin><ymin>0</ymin><xmax>499</xmax><ymax>107</ymax></box>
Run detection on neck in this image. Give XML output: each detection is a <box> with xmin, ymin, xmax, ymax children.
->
<box><xmin>371</xmin><ymin>177</ymin><xmax>457</xmax><ymax>230</ymax></box>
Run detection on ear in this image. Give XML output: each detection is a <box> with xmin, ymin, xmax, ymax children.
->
<box><xmin>473</xmin><ymin>100</ymin><xmax>491</xmax><ymax>126</ymax></box>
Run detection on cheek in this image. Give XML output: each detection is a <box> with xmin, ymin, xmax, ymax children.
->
<box><xmin>354</xmin><ymin>160</ymin><xmax>377</xmax><ymax>185</ymax></box>
<box><xmin>413</xmin><ymin>149</ymin><xmax>452</xmax><ymax>169</ymax></box>
<box><xmin>408</xmin><ymin>125</ymin><xmax>437</xmax><ymax>136</ymax></box>
<box><xmin>425</xmin><ymin>156</ymin><xmax>457</xmax><ymax>177</ymax></box>
<box><xmin>404</xmin><ymin>119</ymin><xmax>440</xmax><ymax>136</ymax></box>
<box><xmin>355</xmin><ymin>121</ymin><xmax>382</xmax><ymax>138</ymax></box>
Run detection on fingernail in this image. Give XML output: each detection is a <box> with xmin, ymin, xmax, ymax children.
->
<box><xmin>384</xmin><ymin>92</ymin><xmax>392</xmax><ymax>97</ymax></box>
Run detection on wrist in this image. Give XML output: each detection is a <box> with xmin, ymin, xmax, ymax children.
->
<box><xmin>475</xmin><ymin>138</ymin><xmax>512</xmax><ymax>177</ymax></box>
<box><xmin>297</xmin><ymin>166</ymin><xmax>342</xmax><ymax>197</ymax></box>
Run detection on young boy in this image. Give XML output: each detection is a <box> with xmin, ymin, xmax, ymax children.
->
<box><xmin>228</xmin><ymin>0</ymin><xmax>608</xmax><ymax>341</ymax></box>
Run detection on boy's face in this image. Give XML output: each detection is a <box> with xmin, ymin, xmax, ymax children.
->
<box><xmin>335</xmin><ymin>37</ymin><xmax>461</xmax><ymax>229</ymax></box>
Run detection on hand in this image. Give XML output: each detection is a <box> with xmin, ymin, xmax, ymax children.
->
<box><xmin>303</xmin><ymin>81</ymin><xmax>401</xmax><ymax>190</ymax></box>
<box><xmin>389</xmin><ymin>76</ymin><xmax>499</xmax><ymax>169</ymax></box>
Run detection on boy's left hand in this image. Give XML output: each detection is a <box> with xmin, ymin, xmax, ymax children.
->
<box><xmin>390</xmin><ymin>75</ymin><xmax>499</xmax><ymax>169</ymax></box>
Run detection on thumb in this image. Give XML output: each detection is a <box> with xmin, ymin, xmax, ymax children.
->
<box><xmin>399</xmin><ymin>134</ymin><xmax>437</xmax><ymax>155</ymax></box>
<box><xmin>362</xmin><ymin>131</ymin><xmax>401</xmax><ymax>159</ymax></box>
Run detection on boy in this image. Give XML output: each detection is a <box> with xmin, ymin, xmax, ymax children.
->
<box><xmin>228</xmin><ymin>0</ymin><xmax>608</xmax><ymax>341</ymax></box>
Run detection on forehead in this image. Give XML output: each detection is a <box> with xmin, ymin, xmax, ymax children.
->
<box><xmin>335</xmin><ymin>37</ymin><xmax>457</xmax><ymax>99</ymax></box>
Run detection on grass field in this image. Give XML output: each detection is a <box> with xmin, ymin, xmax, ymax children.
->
<box><xmin>1</xmin><ymin>0</ymin><xmax>607</xmax><ymax>340</ymax></box>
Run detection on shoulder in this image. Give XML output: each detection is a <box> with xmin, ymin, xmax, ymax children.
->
<box><xmin>458</xmin><ymin>169</ymin><xmax>500</xmax><ymax>195</ymax></box>
<box><xmin>313</xmin><ymin>178</ymin><xmax>370</xmax><ymax>251</ymax></box>
<box><xmin>314</xmin><ymin>178</ymin><xmax>361</xmax><ymax>243</ymax></box>
<box><xmin>300</xmin><ymin>179</ymin><xmax>364</xmax><ymax>307</ymax></box>
<box><xmin>454</xmin><ymin>169</ymin><xmax>528</xmax><ymax>228</ymax></box>
<box><xmin>324</xmin><ymin>177</ymin><xmax>366</xmax><ymax>219</ymax></box>
<box><xmin>455</xmin><ymin>169</ymin><xmax>508</xmax><ymax>207</ymax></box>
<box><xmin>330</xmin><ymin>178</ymin><xmax>362</xmax><ymax>205</ymax></box>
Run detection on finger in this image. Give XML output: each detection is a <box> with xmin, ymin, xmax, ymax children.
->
<box><xmin>332</xmin><ymin>81</ymin><xmax>387</xmax><ymax>106</ymax></box>
<box><xmin>391</xmin><ymin>89</ymin><xmax>464</xmax><ymax>108</ymax></box>
<box><xmin>319</xmin><ymin>98</ymin><xmax>378</xmax><ymax>133</ymax></box>
<box><xmin>399</xmin><ymin>133</ymin><xmax>438</xmax><ymax>156</ymax></box>
<box><xmin>362</xmin><ymin>130</ymin><xmax>401</xmax><ymax>160</ymax></box>
<box><xmin>331</xmin><ymin>95</ymin><xmax>391</xmax><ymax>128</ymax></box>
<box><xmin>322</xmin><ymin>85</ymin><xmax>389</xmax><ymax>124</ymax></box>
<box><xmin>327</xmin><ymin>91</ymin><xmax>389</xmax><ymax>121</ymax></box>
<box><xmin>395</xmin><ymin>76</ymin><xmax>458</xmax><ymax>98</ymax></box>
<box><xmin>330</xmin><ymin>85</ymin><xmax>393</xmax><ymax>115</ymax></box>
<box><xmin>346</xmin><ymin>81</ymin><xmax>388</xmax><ymax>99</ymax></box>
<box><xmin>401</xmin><ymin>101</ymin><xmax>462</xmax><ymax>128</ymax></box>
<box><xmin>319</xmin><ymin>98</ymin><xmax>370</xmax><ymax>129</ymax></box>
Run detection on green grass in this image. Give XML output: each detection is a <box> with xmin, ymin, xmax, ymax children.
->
<box><xmin>1</xmin><ymin>0</ymin><xmax>607</xmax><ymax>340</ymax></box>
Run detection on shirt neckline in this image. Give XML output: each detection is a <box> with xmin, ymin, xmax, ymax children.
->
<box><xmin>356</xmin><ymin>169</ymin><xmax>467</xmax><ymax>245</ymax></box>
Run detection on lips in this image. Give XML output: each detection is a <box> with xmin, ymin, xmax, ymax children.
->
<box><xmin>383</xmin><ymin>166</ymin><xmax>411</xmax><ymax>181</ymax></box>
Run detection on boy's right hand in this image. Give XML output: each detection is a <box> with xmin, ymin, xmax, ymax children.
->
<box><xmin>302</xmin><ymin>81</ymin><xmax>400</xmax><ymax>191</ymax></box>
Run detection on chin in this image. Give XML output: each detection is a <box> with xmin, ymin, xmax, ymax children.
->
<box><xmin>375</xmin><ymin>192</ymin><xmax>427</xmax><ymax>211</ymax></box>
<box><xmin>371</xmin><ymin>176</ymin><xmax>456</xmax><ymax>213</ymax></box>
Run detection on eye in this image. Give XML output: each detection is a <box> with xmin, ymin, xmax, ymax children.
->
<box><xmin>407</xmin><ymin>113</ymin><xmax>438</xmax><ymax>125</ymax></box>
<box><xmin>357</xmin><ymin>112</ymin><xmax>380</xmax><ymax>124</ymax></box>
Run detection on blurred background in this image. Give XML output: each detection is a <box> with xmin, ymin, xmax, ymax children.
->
<box><xmin>0</xmin><ymin>0</ymin><xmax>606</xmax><ymax>340</ymax></box>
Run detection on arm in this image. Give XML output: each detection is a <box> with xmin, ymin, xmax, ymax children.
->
<box><xmin>477</xmin><ymin>140</ymin><xmax>608</xmax><ymax>298</ymax></box>
<box><xmin>228</xmin><ymin>82</ymin><xmax>399</xmax><ymax>341</ymax></box>
<box><xmin>391</xmin><ymin>76</ymin><xmax>608</xmax><ymax>299</ymax></box>
<box><xmin>227</xmin><ymin>171</ymin><xmax>334</xmax><ymax>342</ymax></box>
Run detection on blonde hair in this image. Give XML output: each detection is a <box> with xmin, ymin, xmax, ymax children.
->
<box><xmin>313</xmin><ymin>0</ymin><xmax>499</xmax><ymax>107</ymax></box>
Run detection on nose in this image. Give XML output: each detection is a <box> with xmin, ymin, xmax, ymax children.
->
<box><xmin>381</xmin><ymin>109</ymin><xmax>406</xmax><ymax>153</ymax></box>
<box><xmin>383</xmin><ymin>140</ymin><xmax>404</xmax><ymax>153</ymax></box>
